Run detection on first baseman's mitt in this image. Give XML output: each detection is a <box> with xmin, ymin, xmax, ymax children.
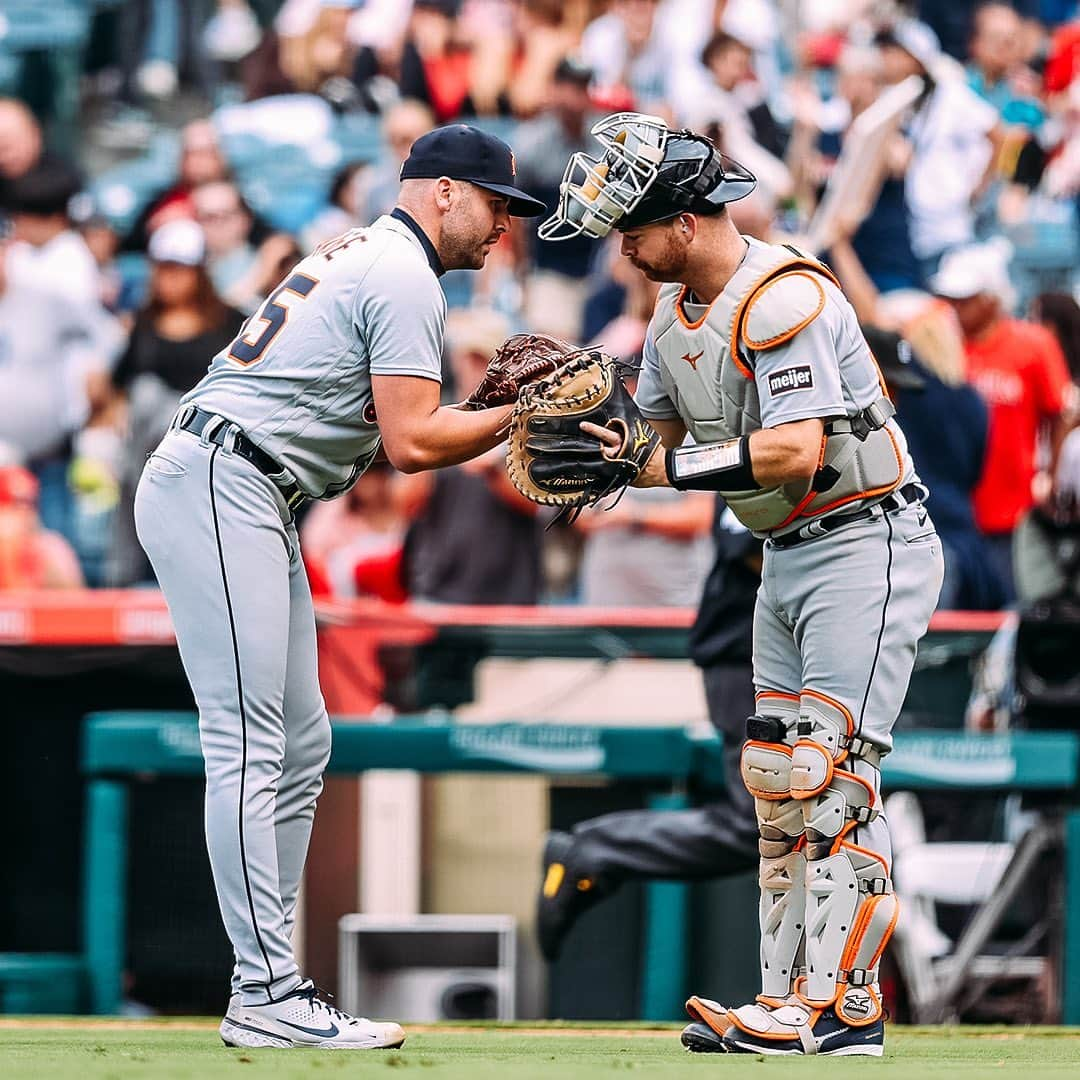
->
<box><xmin>507</xmin><ymin>349</ymin><xmax>661</xmax><ymax>518</ymax></box>
<box><xmin>460</xmin><ymin>333</ymin><xmax>577</xmax><ymax>410</ymax></box>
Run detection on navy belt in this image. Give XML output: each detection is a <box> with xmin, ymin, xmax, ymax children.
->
<box><xmin>173</xmin><ymin>405</ymin><xmax>307</xmax><ymax>512</ymax></box>
<box><xmin>769</xmin><ymin>482</ymin><xmax>924</xmax><ymax>549</ymax></box>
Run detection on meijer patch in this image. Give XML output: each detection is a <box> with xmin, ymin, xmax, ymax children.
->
<box><xmin>767</xmin><ymin>365</ymin><xmax>814</xmax><ymax>395</ymax></box>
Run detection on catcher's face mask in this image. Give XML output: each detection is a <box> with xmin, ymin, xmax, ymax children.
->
<box><xmin>539</xmin><ymin>113</ymin><xmax>756</xmax><ymax>241</ymax></box>
<box><xmin>538</xmin><ymin>112</ymin><xmax>669</xmax><ymax>241</ymax></box>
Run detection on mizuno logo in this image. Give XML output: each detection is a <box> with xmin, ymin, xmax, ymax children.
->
<box><xmin>815</xmin><ymin>1027</ymin><xmax>850</xmax><ymax>1047</ymax></box>
<box><xmin>276</xmin><ymin>1019</ymin><xmax>340</xmax><ymax>1039</ymax></box>
<box><xmin>681</xmin><ymin>350</ymin><xmax>704</xmax><ymax>370</ymax></box>
<box><xmin>631</xmin><ymin>420</ymin><xmax>652</xmax><ymax>455</ymax></box>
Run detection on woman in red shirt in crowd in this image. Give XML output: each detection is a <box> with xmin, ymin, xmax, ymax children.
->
<box><xmin>0</xmin><ymin>466</ymin><xmax>84</xmax><ymax>589</ymax></box>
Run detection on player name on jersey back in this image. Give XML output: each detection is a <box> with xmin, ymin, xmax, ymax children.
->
<box><xmin>178</xmin><ymin>216</ymin><xmax>446</xmax><ymax>499</ymax></box>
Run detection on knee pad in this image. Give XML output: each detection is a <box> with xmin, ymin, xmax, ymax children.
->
<box><xmin>791</xmin><ymin>691</ymin><xmax>882</xmax><ymax>800</ymax></box>
<box><xmin>741</xmin><ymin>692</ymin><xmax>800</xmax><ymax>801</ymax></box>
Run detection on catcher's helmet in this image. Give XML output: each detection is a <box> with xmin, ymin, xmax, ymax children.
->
<box><xmin>538</xmin><ymin>113</ymin><xmax>757</xmax><ymax>241</ymax></box>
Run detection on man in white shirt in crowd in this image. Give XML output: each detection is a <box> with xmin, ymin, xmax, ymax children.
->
<box><xmin>876</xmin><ymin>17</ymin><xmax>1005</xmax><ymax>279</ymax></box>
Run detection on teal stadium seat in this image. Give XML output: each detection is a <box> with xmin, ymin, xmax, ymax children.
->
<box><xmin>90</xmin><ymin>132</ymin><xmax>181</xmax><ymax>235</ymax></box>
<box><xmin>0</xmin><ymin>1</ymin><xmax>91</xmax><ymax>52</ymax></box>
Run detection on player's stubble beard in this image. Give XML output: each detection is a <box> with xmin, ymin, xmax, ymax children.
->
<box><xmin>626</xmin><ymin>227</ymin><xmax>690</xmax><ymax>283</ymax></box>
<box><xmin>440</xmin><ymin>197</ymin><xmax>496</xmax><ymax>271</ymax></box>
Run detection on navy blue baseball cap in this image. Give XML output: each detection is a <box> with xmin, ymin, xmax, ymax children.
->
<box><xmin>399</xmin><ymin>124</ymin><xmax>546</xmax><ymax>217</ymax></box>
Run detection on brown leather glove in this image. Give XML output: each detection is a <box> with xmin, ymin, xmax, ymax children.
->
<box><xmin>461</xmin><ymin>333</ymin><xmax>577</xmax><ymax>410</ymax></box>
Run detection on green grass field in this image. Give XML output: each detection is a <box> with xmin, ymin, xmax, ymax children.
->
<box><xmin>2</xmin><ymin>1021</ymin><xmax>1079</xmax><ymax>1079</ymax></box>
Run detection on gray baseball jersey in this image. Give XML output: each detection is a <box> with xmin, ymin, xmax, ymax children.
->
<box><xmin>184</xmin><ymin>212</ymin><xmax>446</xmax><ymax>498</ymax></box>
<box><xmin>135</xmin><ymin>209</ymin><xmax>450</xmax><ymax>1007</ymax></box>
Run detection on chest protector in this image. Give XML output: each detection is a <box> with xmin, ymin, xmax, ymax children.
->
<box><xmin>652</xmin><ymin>240</ymin><xmax>905</xmax><ymax>534</ymax></box>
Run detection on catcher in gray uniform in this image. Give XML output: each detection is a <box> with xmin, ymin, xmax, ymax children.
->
<box><xmin>134</xmin><ymin>125</ymin><xmax>550</xmax><ymax>1050</ymax></box>
<box><xmin>526</xmin><ymin>113</ymin><xmax>944</xmax><ymax>1057</ymax></box>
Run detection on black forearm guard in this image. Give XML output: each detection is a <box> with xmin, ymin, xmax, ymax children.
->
<box><xmin>665</xmin><ymin>435</ymin><xmax>758</xmax><ymax>491</ymax></box>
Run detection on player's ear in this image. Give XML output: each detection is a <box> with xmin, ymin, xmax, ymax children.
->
<box><xmin>678</xmin><ymin>214</ymin><xmax>696</xmax><ymax>240</ymax></box>
<box><xmin>434</xmin><ymin>177</ymin><xmax>454</xmax><ymax>213</ymax></box>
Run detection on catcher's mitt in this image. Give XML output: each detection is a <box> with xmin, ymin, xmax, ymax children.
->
<box><xmin>507</xmin><ymin>349</ymin><xmax>661</xmax><ymax>517</ymax></box>
<box><xmin>461</xmin><ymin>333</ymin><xmax>577</xmax><ymax>410</ymax></box>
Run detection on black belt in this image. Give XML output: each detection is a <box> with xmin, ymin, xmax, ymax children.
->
<box><xmin>173</xmin><ymin>405</ymin><xmax>307</xmax><ymax>511</ymax></box>
<box><xmin>769</xmin><ymin>482</ymin><xmax>924</xmax><ymax>549</ymax></box>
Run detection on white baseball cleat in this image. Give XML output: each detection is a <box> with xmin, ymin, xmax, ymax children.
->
<box><xmin>220</xmin><ymin>981</ymin><xmax>406</xmax><ymax>1049</ymax></box>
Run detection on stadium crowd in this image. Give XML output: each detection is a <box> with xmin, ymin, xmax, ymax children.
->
<box><xmin>1</xmin><ymin>0</ymin><xmax>1080</xmax><ymax>615</ymax></box>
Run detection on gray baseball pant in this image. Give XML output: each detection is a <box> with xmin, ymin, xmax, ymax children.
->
<box><xmin>134</xmin><ymin>425</ymin><xmax>331</xmax><ymax>1006</ymax></box>
<box><xmin>746</xmin><ymin>496</ymin><xmax>944</xmax><ymax>1010</ymax></box>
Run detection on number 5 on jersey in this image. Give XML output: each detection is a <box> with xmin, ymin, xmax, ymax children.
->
<box><xmin>228</xmin><ymin>272</ymin><xmax>319</xmax><ymax>366</ymax></box>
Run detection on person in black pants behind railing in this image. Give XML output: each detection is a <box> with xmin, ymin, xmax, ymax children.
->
<box><xmin>536</xmin><ymin>497</ymin><xmax>761</xmax><ymax>960</ymax></box>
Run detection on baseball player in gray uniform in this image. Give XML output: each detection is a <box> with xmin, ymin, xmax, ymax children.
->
<box><xmin>540</xmin><ymin>113</ymin><xmax>944</xmax><ymax>1056</ymax></box>
<box><xmin>134</xmin><ymin>125</ymin><xmax>545</xmax><ymax>1050</ymax></box>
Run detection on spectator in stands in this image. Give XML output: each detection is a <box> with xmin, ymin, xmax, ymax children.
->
<box><xmin>931</xmin><ymin>240</ymin><xmax>1073</xmax><ymax>602</ymax></box>
<box><xmin>967</xmin><ymin>2</ymin><xmax>1045</xmax><ymax>131</ymax></box>
<box><xmin>0</xmin><ymin>98</ymin><xmax>84</xmax><ymax>216</ymax></box>
<box><xmin>877</xmin><ymin>17</ymin><xmax>1005</xmax><ymax>278</ymax></box>
<box><xmin>107</xmin><ymin>220</ymin><xmax>246</xmax><ymax>585</ymax></box>
<box><xmin>397</xmin><ymin>0</ymin><xmax>475</xmax><ymax>123</ymax></box>
<box><xmin>3</xmin><ymin>159</ymin><xmax>102</xmax><ymax>310</ymax></box>
<box><xmin>1030</xmin><ymin>290</ymin><xmax>1080</xmax><ymax>387</ymax></box>
<box><xmin>299</xmin><ymin>461</ymin><xmax>408</xmax><ymax>602</ymax></box>
<box><xmin>243</xmin><ymin>0</ymin><xmax>370</xmax><ymax>104</ymax></box>
<box><xmin>67</xmin><ymin>191</ymin><xmax>127</xmax><ymax>315</ymax></box>
<box><xmin>398</xmin><ymin>309</ymin><xmax>543</xmax><ymax>604</ymax></box>
<box><xmin>685</xmin><ymin>30</ymin><xmax>788</xmax><ymax>198</ymax></box>
<box><xmin>192</xmin><ymin>178</ymin><xmax>257</xmax><ymax>297</ymax></box>
<box><xmin>464</xmin><ymin>0</ymin><xmax>579</xmax><ymax>118</ymax></box>
<box><xmin>662</xmin><ymin>0</ymin><xmax>780</xmax><ymax>122</ymax></box>
<box><xmin>0</xmin><ymin>226</ymin><xmax>120</xmax><ymax>546</ymax></box>
<box><xmin>791</xmin><ymin>44</ymin><xmax>922</xmax><ymax>292</ymax></box>
<box><xmin>577</xmin><ymin>486</ymin><xmax>714</xmax><ymax>606</ymax></box>
<box><xmin>301</xmin><ymin>160</ymin><xmax>369</xmax><ymax>250</ymax></box>
<box><xmin>124</xmin><ymin>119</ymin><xmax>231</xmax><ymax>252</ymax></box>
<box><xmin>361</xmin><ymin>98</ymin><xmax>436</xmax><ymax>222</ymax></box>
<box><xmin>967</xmin><ymin>2</ymin><xmax>1048</xmax><ymax>195</ymax></box>
<box><xmin>0</xmin><ymin>466</ymin><xmax>83</xmax><ymax>589</ymax></box>
<box><xmin>866</xmin><ymin>322</ymin><xmax>1004</xmax><ymax>610</ymax></box>
<box><xmin>582</xmin><ymin>233</ymin><xmax>660</xmax><ymax>354</ymax></box>
<box><xmin>514</xmin><ymin>56</ymin><xmax>600</xmax><ymax>340</ymax></box>
<box><xmin>0</xmin><ymin>99</ymin><xmax>45</xmax><ymax>198</ymax></box>
<box><xmin>192</xmin><ymin>179</ymin><xmax>297</xmax><ymax>311</ymax></box>
<box><xmin>580</xmin><ymin>0</ymin><xmax>669</xmax><ymax>114</ymax></box>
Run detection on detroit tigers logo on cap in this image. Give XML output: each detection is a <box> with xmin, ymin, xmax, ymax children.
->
<box><xmin>767</xmin><ymin>365</ymin><xmax>814</xmax><ymax>396</ymax></box>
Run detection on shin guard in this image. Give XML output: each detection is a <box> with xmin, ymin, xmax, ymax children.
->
<box><xmin>791</xmin><ymin>691</ymin><xmax>896</xmax><ymax>1025</ymax></box>
<box><xmin>741</xmin><ymin>692</ymin><xmax>805</xmax><ymax>1001</ymax></box>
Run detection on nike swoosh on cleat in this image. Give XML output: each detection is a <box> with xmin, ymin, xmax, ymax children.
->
<box><xmin>273</xmin><ymin>1019</ymin><xmax>341</xmax><ymax>1038</ymax></box>
<box><xmin>222</xmin><ymin>1019</ymin><xmax>293</xmax><ymax>1044</ymax></box>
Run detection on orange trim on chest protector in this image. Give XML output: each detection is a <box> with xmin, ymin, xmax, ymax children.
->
<box><xmin>729</xmin><ymin>257</ymin><xmax>842</xmax><ymax>379</ymax></box>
